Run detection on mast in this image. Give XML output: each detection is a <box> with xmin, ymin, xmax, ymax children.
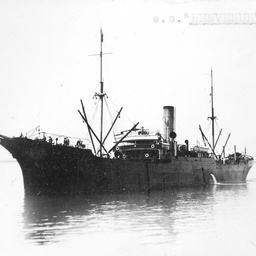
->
<box><xmin>88</xmin><ymin>30</ymin><xmax>113</xmax><ymax>157</ymax></box>
<box><xmin>99</xmin><ymin>29</ymin><xmax>104</xmax><ymax>157</ymax></box>
<box><xmin>93</xmin><ymin>29</ymin><xmax>106</xmax><ymax>157</ymax></box>
<box><xmin>209</xmin><ymin>68</ymin><xmax>216</xmax><ymax>151</ymax></box>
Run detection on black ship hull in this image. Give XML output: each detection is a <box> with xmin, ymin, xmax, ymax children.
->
<box><xmin>0</xmin><ymin>135</ymin><xmax>253</xmax><ymax>196</ymax></box>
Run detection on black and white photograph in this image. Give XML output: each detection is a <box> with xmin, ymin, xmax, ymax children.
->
<box><xmin>0</xmin><ymin>0</ymin><xmax>256</xmax><ymax>255</ymax></box>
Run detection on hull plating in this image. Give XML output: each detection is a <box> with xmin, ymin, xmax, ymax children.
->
<box><xmin>0</xmin><ymin>135</ymin><xmax>253</xmax><ymax>195</ymax></box>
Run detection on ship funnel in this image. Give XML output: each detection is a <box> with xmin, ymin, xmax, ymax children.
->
<box><xmin>163</xmin><ymin>106</ymin><xmax>176</xmax><ymax>141</ymax></box>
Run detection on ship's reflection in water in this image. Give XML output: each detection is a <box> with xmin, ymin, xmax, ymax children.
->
<box><xmin>23</xmin><ymin>191</ymin><xmax>179</xmax><ymax>246</ymax></box>
<box><xmin>22</xmin><ymin>182</ymin><xmax>256</xmax><ymax>256</ymax></box>
<box><xmin>2</xmin><ymin>162</ymin><xmax>256</xmax><ymax>256</ymax></box>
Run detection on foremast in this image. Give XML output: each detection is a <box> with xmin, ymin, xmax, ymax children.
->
<box><xmin>94</xmin><ymin>29</ymin><xmax>106</xmax><ymax>157</ymax></box>
<box><xmin>87</xmin><ymin>30</ymin><xmax>137</xmax><ymax>157</ymax></box>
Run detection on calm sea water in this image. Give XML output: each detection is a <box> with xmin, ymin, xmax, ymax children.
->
<box><xmin>1</xmin><ymin>160</ymin><xmax>256</xmax><ymax>256</ymax></box>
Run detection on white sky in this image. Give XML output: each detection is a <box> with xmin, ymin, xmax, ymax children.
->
<box><xmin>1</xmin><ymin>0</ymin><xmax>256</xmax><ymax>159</ymax></box>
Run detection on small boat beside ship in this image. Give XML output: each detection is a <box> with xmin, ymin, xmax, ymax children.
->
<box><xmin>0</xmin><ymin>31</ymin><xmax>253</xmax><ymax>195</ymax></box>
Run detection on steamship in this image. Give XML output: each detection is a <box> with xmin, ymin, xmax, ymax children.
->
<box><xmin>0</xmin><ymin>31</ymin><xmax>253</xmax><ymax>195</ymax></box>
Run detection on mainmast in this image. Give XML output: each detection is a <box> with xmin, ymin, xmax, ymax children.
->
<box><xmin>209</xmin><ymin>68</ymin><xmax>216</xmax><ymax>152</ymax></box>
